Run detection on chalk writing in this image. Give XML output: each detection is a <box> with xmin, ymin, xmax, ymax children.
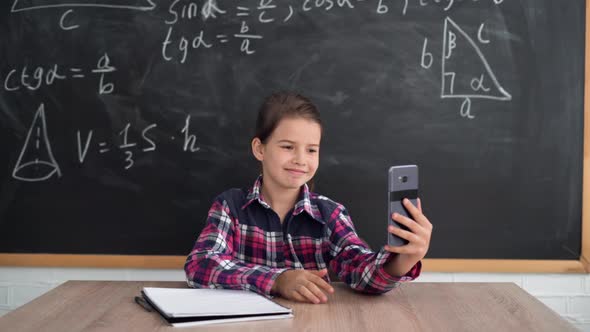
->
<box><xmin>6</xmin><ymin>0</ymin><xmax>515</xmax><ymax>183</ymax></box>
<box><xmin>441</xmin><ymin>17</ymin><xmax>512</xmax><ymax>118</ymax></box>
<box><xmin>157</xmin><ymin>0</ymin><xmax>406</xmax><ymax>61</ymax></box>
<box><xmin>421</xmin><ymin>16</ymin><xmax>511</xmax><ymax>119</ymax></box>
<box><xmin>9</xmin><ymin>0</ymin><xmax>507</xmax><ymax>61</ymax></box>
<box><xmin>74</xmin><ymin>115</ymin><xmax>199</xmax><ymax>172</ymax></box>
<box><xmin>3</xmin><ymin>54</ymin><xmax>116</xmax><ymax>94</ymax></box>
<box><xmin>11</xmin><ymin>0</ymin><xmax>156</xmax><ymax>12</ymax></box>
<box><xmin>59</xmin><ymin>9</ymin><xmax>78</xmax><ymax>30</ymax></box>
<box><xmin>12</xmin><ymin>104</ymin><xmax>62</xmax><ymax>182</ymax></box>
<box><xmin>12</xmin><ymin>0</ymin><xmax>157</xmax><ymax>30</ymax></box>
<box><xmin>402</xmin><ymin>0</ymin><xmax>504</xmax><ymax>15</ymax></box>
<box><xmin>11</xmin><ymin>104</ymin><xmax>203</xmax><ymax>181</ymax></box>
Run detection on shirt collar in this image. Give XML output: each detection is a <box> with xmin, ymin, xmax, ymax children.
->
<box><xmin>243</xmin><ymin>175</ymin><xmax>270</xmax><ymax>210</ymax></box>
<box><xmin>242</xmin><ymin>175</ymin><xmax>324</xmax><ymax>224</ymax></box>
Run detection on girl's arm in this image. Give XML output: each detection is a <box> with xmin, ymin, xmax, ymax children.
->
<box><xmin>327</xmin><ymin>205</ymin><xmax>421</xmax><ymax>294</ymax></box>
<box><xmin>184</xmin><ymin>197</ymin><xmax>287</xmax><ymax>296</ymax></box>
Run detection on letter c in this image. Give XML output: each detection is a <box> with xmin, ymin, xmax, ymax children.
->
<box><xmin>60</xmin><ymin>9</ymin><xmax>80</xmax><ymax>31</ymax></box>
<box><xmin>4</xmin><ymin>69</ymin><xmax>19</xmax><ymax>91</ymax></box>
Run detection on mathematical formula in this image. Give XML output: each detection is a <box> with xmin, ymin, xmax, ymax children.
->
<box><xmin>13</xmin><ymin>103</ymin><xmax>201</xmax><ymax>182</ymax></box>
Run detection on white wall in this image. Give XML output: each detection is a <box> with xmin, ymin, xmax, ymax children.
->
<box><xmin>0</xmin><ymin>268</ymin><xmax>588</xmax><ymax>331</ymax></box>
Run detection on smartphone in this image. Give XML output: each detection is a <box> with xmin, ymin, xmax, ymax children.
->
<box><xmin>388</xmin><ymin>165</ymin><xmax>419</xmax><ymax>247</ymax></box>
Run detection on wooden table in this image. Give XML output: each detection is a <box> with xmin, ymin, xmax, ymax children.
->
<box><xmin>0</xmin><ymin>281</ymin><xmax>576</xmax><ymax>331</ymax></box>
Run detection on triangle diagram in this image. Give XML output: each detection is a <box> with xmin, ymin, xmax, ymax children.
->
<box><xmin>441</xmin><ymin>17</ymin><xmax>512</xmax><ymax>101</ymax></box>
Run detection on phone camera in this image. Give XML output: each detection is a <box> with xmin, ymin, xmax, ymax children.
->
<box><xmin>399</xmin><ymin>176</ymin><xmax>408</xmax><ymax>183</ymax></box>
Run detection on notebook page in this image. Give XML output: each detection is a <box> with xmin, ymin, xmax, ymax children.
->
<box><xmin>142</xmin><ymin>287</ymin><xmax>292</xmax><ymax>318</ymax></box>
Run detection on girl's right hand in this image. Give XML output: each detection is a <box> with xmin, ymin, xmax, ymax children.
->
<box><xmin>272</xmin><ymin>269</ymin><xmax>334</xmax><ymax>304</ymax></box>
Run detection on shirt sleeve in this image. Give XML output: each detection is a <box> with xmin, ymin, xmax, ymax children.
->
<box><xmin>184</xmin><ymin>197</ymin><xmax>287</xmax><ymax>297</ymax></box>
<box><xmin>327</xmin><ymin>204</ymin><xmax>421</xmax><ymax>294</ymax></box>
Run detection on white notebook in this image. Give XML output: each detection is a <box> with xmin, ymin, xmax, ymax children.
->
<box><xmin>141</xmin><ymin>287</ymin><xmax>293</xmax><ymax>327</ymax></box>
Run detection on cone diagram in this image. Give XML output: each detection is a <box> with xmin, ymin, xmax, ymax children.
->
<box><xmin>12</xmin><ymin>103</ymin><xmax>62</xmax><ymax>182</ymax></box>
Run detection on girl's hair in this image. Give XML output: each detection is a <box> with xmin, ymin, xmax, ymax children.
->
<box><xmin>254</xmin><ymin>91</ymin><xmax>322</xmax><ymax>143</ymax></box>
<box><xmin>254</xmin><ymin>91</ymin><xmax>322</xmax><ymax>191</ymax></box>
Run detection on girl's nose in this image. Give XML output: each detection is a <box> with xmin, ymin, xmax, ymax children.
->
<box><xmin>292</xmin><ymin>148</ymin><xmax>307</xmax><ymax>166</ymax></box>
<box><xmin>293</xmin><ymin>156</ymin><xmax>305</xmax><ymax>166</ymax></box>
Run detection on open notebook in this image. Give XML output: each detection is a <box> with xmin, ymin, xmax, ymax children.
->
<box><xmin>141</xmin><ymin>287</ymin><xmax>293</xmax><ymax>327</ymax></box>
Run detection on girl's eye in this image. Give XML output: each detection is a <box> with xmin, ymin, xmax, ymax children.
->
<box><xmin>281</xmin><ymin>146</ymin><xmax>293</xmax><ymax>150</ymax></box>
<box><xmin>308</xmin><ymin>149</ymin><xmax>317</xmax><ymax>153</ymax></box>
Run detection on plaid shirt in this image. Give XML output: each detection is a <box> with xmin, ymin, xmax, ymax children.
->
<box><xmin>184</xmin><ymin>176</ymin><xmax>421</xmax><ymax>297</ymax></box>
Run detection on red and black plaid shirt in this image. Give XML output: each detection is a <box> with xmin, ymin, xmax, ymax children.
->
<box><xmin>184</xmin><ymin>176</ymin><xmax>421</xmax><ymax>297</ymax></box>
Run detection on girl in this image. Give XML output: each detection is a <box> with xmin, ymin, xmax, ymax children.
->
<box><xmin>184</xmin><ymin>92</ymin><xmax>432</xmax><ymax>304</ymax></box>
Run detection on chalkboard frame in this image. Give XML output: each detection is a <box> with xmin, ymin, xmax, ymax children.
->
<box><xmin>0</xmin><ymin>2</ymin><xmax>588</xmax><ymax>273</ymax></box>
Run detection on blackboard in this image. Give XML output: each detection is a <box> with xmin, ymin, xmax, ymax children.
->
<box><xmin>0</xmin><ymin>0</ymin><xmax>586</xmax><ymax>266</ymax></box>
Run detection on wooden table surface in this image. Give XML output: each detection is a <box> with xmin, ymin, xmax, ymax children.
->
<box><xmin>0</xmin><ymin>281</ymin><xmax>576</xmax><ymax>331</ymax></box>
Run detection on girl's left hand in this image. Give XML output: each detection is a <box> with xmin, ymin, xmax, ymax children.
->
<box><xmin>384</xmin><ymin>198</ymin><xmax>432</xmax><ymax>261</ymax></box>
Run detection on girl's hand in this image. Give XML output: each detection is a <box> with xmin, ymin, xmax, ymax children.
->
<box><xmin>384</xmin><ymin>198</ymin><xmax>432</xmax><ymax>275</ymax></box>
<box><xmin>271</xmin><ymin>269</ymin><xmax>334</xmax><ymax>304</ymax></box>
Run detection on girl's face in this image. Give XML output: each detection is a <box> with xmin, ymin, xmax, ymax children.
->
<box><xmin>252</xmin><ymin>117</ymin><xmax>321</xmax><ymax>191</ymax></box>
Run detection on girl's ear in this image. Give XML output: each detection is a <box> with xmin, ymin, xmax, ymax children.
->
<box><xmin>251</xmin><ymin>137</ymin><xmax>264</xmax><ymax>161</ymax></box>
